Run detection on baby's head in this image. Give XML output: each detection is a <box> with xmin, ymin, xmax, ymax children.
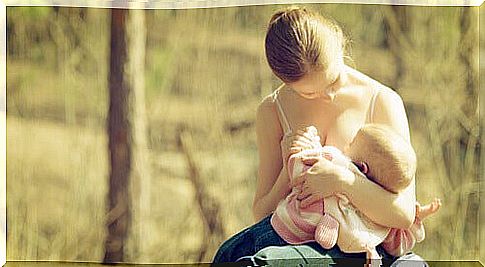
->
<box><xmin>346</xmin><ymin>124</ymin><xmax>416</xmax><ymax>193</ymax></box>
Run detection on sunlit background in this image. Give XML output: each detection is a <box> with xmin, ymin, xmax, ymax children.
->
<box><xmin>6</xmin><ymin>4</ymin><xmax>482</xmax><ymax>264</ymax></box>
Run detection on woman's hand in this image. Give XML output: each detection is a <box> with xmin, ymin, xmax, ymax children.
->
<box><xmin>290</xmin><ymin>156</ymin><xmax>353</xmax><ymax>208</ymax></box>
<box><xmin>280</xmin><ymin>126</ymin><xmax>321</xmax><ymax>168</ymax></box>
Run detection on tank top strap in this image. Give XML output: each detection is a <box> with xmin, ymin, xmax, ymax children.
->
<box><xmin>273</xmin><ymin>85</ymin><xmax>292</xmax><ymax>135</ymax></box>
<box><xmin>366</xmin><ymin>86</ymin><xmax>381</xmax><ymax>124</ymax></box>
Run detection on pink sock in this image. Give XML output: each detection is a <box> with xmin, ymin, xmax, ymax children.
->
<box><xmin>315</xmin><ymin>214</ymin><xmax>339</xmax><ymax>249</ymax></box>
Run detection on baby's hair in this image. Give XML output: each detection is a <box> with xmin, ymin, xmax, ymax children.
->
<box><xmin>265</xmin><ymin>6</ymin><xmax>349</xmax><ymax>83</ymax></box>
<box><xmin>349</xmin><ymin>124</ymin><xmax>417</xmax><ymax>193</ymax></box>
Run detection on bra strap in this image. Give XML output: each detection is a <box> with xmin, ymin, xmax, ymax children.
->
<box><xmin>366</xmin><ymin>87</ymin><xmax>380</xmax><ymax>123</ymax></box>
<box><xmin>274</xmin><ymin>86</ymin><xmax>292</xmax><ymax>135</ymax></box>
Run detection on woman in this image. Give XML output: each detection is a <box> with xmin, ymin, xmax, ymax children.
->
<box><xmin>213</xmin><ymin>6</ymin><xmax>423</xmax><ymax>265</ymax></box>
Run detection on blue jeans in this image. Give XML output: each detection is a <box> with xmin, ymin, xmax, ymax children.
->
<box><xmin>212</xmin><ymin>214</ymin><xmax>428</xmax><ymax>266</ymax></box>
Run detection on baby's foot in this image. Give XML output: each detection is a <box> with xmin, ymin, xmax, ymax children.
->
<box><xmin>417</xmin><ymin>198</ymin><xmax>441</xmax><ymax>220</ymax></box>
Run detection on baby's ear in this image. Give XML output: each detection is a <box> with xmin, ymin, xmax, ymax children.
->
<box><xmin>359</xmin><ymin>161</ymin><xmax>369</xmax><ymax>174</ymax></box>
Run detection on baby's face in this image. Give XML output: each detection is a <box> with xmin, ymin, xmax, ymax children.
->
<box><xmin>346</xmin><ymin>133</ymin><xmax>387</xmax><ymax>176</ymax></box>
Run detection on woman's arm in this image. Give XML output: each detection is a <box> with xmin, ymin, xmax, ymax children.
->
<box><xmin>341</xmin><ymin>166</ymin><xmax>416</xmax><ymax>229</ymax></box>
<box><xmin>341</xmin><ymin>87</ymin><xmax>416</xmax><ymax>228</ymax></box>
<box><xmin>252</xmin><ymin>96</ymin><xmax>291</xmax><ymax>222</ymax></box>
<box><xmin>370</xmin><ymin>86</ymin><xmax>416</xmax><ymax>225</ymax></box>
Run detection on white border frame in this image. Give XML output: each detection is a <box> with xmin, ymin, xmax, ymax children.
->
<box><xmin>0</xmin><ymin>1</ymin><xmax>483</xmax><ymax>267</ymax></box>
<box><xmin>1</xmin><ymin>1</ymin><xmax>6</xmax><ymax>266</ymax></box>
<box><xmin>2</xmin><ymin>0</ymin><xmax>484</xmax><ymax>9</ymax></box>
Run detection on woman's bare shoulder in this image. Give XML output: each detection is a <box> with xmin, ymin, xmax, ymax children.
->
<box><xmin>255</xmin><ymin>89</ymin><xmax>285</xmax><ymax>146</ymax></box>
<box><xmin>257</xmin><ymin>91</ymin><xmax>277</xmax><ymax>114</ymax></box>
<box><xmin>345</xmin><ymin>65</ymin><xmax>382</xmax><ymax>87</ymax></box>
<box><xmin>345</xmin><ymin>65</ymin><xmax>401</xmax><ymax>99</ymax></box>
<box><xmin>256</xmin><ymin>89</ymin><xmax>282</xmax><ymax>129</ymax></box>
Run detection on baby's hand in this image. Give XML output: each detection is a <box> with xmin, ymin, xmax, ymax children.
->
<box><xmin>296</xmin><ymin>126</ymin><xmax>322</xmax><ymax>149</ymax></box>
<box><xmin>304</xmin><ymin>126</ymin><xmax>321</xmax><ymax>145</ymax></box>
<box><xmin>281</xmin><ymin>126</ymin><xmax>322</xmax><ymax>164</ymax></box>
<box><xmin>416</xmin><ymin>198</ymin><xmax>441</xmax><ymax>220</ymax></box>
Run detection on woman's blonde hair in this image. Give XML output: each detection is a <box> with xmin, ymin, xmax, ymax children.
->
<box><xmin>265</xmin><ymin>6</ymin><xmax>348</xmax><ymax>83</ymax></box>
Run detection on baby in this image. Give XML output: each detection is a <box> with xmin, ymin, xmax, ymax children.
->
<box><xmin>271</xmin><ymin>124</ymin><xmax>441</xmax><ymax>261</ymax></box>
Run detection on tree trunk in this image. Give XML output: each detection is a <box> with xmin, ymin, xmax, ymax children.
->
<box><xmin>125</xmin><ymin>9</ymin><xmax>150</xmax><ymax>262</ymax></box>
<box><xmin>104</xmin><ymin>8</ymin><xmax>149</xmax><ymax>263</ymax></box>
<box><xmin>458</xmin><ymin>6</ymin><xmax>479</xmax><ymax>259</ymax></box>
<box><xmin>104</xmin><ymin>9</ymin><xmax>130</xmax><ymax>263</ymax></box>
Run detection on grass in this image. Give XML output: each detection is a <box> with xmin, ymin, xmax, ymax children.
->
<box><xmin>6</xmin><ymin>115</ymin><xmax>259</xmax><ymax>263</ymax></box>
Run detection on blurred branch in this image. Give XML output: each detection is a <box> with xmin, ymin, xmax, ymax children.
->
<box><xmin>382</xmin><ymin>6</ymin><xmax>409</xmax><ymax>88</ymax></box>
<box><xmin>425</xmin><ymin>110</ymin><xmax>453</xmax><ymax>193</ymax></box>
<box><xmin>177</xmin><ymin>128</ymin><xmax>226</xmax><ymax>263</ymax></box>
<box><xmin>459</xmin><ymin>7</ymin><xmax>479</xmax><ymax>117</ymax></box>
<box><xmin>381</xmin><ymin>6</ymin><xmax>416</xmax><ymax>55</ymax></box>
<box><xmin>224</xmin><ymin>119</ymin><xmax>253</xmax><ymax>135</ymax></box>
